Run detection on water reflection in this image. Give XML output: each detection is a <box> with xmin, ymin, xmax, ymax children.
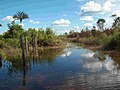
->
<box><xmin>111</xmin><ymin>56</ymin><xmax>120</xmax><ymax>69</ymax></box>
<box><xmin>61</xmin><ymin>50</ymin><xmax>72</xmax><ymax>57</ymax></box>
<box><xmin>0</xmin><ymin>57</ymin><xmax>2</xmax><ymax>68</ymax></box>
<box><xmin>2</xmin><ymin>48</ymin><xmax>63</xmax><ymax>77</ymax></box>
<box><xmin>0</xmin><ymin>44</ymin><xmax>120</xmax><ymax>90</ymax></box>
<box><xmin>81</xmin><ymin>52</ymin><xmax>95</xmax><ymax>58</ymax></box>
<box><xmin>81</xmin><ymin>50</ymin><xmax>116</xmax><ymax>72</ymax></box>
<box><xmin>23</xmin><ymin>58</ymin><xmax>27</xmax><ymax>86</ymax></box>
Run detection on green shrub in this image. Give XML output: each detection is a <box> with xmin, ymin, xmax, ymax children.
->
<box><xmin>104</xmin><ymin>33</ymin><xmax>120</xmax><ymax>50</ymax></box>
<box><xmin>0</xmin><ymin>49</ymin><xmax>6</xmax><ymax>59</ymax></box>
<box><xmin>4</xmin><ymin>38</ymin><xmax>20</xmax><ymax>48</ymax></box>
<box><xmin>96</xmin><ymin>33</ymin><xmax>112</xmax><ymax>45</ymax></box>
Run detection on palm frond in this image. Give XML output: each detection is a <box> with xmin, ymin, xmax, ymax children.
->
<box><xmin>13</xmin><ymin>11</ymin><xmax>29</xmax><ymax>23</ymax></box>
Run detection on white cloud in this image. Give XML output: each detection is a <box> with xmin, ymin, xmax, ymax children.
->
<box><xmin>19</xmin><ymin>23</ymin><xmax>24</xmax><ymax>27</ymax></box>
<box><xmin>74</xmin><ymin>26</ymin><xmax>80</xmax><ymax>30</ymax></box>
<box><xmin>112</xmin><ymin>10</ymin><xmax>120</xmax><ymax>17</ymax></box>
<box><xmin>29</xmin><ymin>20</ymin><xmax>40</xmax><ymax>24</ymax></box>
<box><xmin>80</xmin><ymin>16</ymin><xmax>94</xmax><ymax>21</ymax></box>
<box><xmin>81</xmin><ymin>1</ymin><xmax>102</xmax><ymax>13</ymax></box>
<box><xmin>84</xmin><ymin>23</ymin><xmax>93</xmax><ymax>27</ymax></box>
<box><xmin>105</xmin><ymin>17</ymin><xmax>114</xmax><ymax>28</ymax></box>
<box><xmin>52</xmin><ymin>18</ymin><xmax>71</xmax><ymax>27</ymax></box>
<box><xmin>2</xmin><ymin>16</ymin><xmax>14</xmax><ymax>22</ymax></box>
<box><xmin>103</xmin><ymin>1</ymin><xmax>115</xmax><ymax>11</ymax></box>
<box><xmin>105</xmin><ymin>0</ymin><xmax>118</xmax><ymax>3</ymax></box>
<box><xmin>79</xmin><ymin>0</ymin><xmax>116</xmax><ymax>16</ymax></box>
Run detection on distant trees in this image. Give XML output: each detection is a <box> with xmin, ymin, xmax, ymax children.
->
<box><xmin>92</xmin><ymin>26</ymin><xmax>96</xmax><ymax>30</ymax></box>
<box><xmin>97</xmin><ymin>19</ymin><xmax>105</xmax><ymax>30</ymax></box>
<box><xmin>46</xmin><ymin>27</ymin><xmax>54</xmax><ymax>35</ymax></box>
<box><xmin>112</xmin><ymin>17</ymin><xmax>120</xmax><ymax>28</ymax></box>
<box><xmin>69</xmin><ymin>30</ymin><xmax>74</xmax><ymax>34</ymax></box>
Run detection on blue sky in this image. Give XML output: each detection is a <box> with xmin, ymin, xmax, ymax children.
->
<box><xmin>0</xmin><ymin>0</ymin><xmax>120</xmax><ymax>34</ymax></box>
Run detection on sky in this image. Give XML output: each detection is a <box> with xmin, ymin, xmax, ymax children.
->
<box><xmin>0</xmin><ymin>0</ymin><xmax>120</xmax><ymax>34</ymax></box>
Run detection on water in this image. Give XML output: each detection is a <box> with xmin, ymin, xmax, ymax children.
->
<box><xmin>0</xmin><ymin>44</ymin><xmax>120</xmax><ymax>90</ymax></box>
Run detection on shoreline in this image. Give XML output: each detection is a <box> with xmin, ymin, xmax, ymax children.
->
<box><xmin>38</xmin><ymin>44</ymin><xmax>65</xmax><ymax>50</ymax></box>
<box><xmin>84</xmin><ymin>44</ymin><xmax>120</xmax><ymax>57</ymax></box>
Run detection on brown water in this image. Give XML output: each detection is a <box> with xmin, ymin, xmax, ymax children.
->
<box><xmin>0</xmin><ymin>43</ymin><xmax>120</xmax><ymax>90</ymax></box>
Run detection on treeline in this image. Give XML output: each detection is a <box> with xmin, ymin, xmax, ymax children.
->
<box><xmin>66</xmin><ymin>16</ymin><xmax>120</xmax><ymax>51</ymax></box>
<box><xmin>0</xmin><ymin>11</ymin><xmax>64</xmax><ymax>60</ymax></box>
<box><xmin>0</xmin><ymin>22</ymin><xmax>62</xmax><ymax>47</ymax></box>
<box><xmin>0</xmin><ymin>22</ymin><xmax>62</xmax><ymax>60</ymax></box>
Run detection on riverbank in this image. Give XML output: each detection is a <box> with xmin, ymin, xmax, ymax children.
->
<box><xmin>69</xmin><ymin>39</ymin><xmax>120</xmax><ymax>57</ymax></box>
<box><xmin>65</xmin><ymin>27</ymin><xmax>120</xmax><ymax>55</ymax></box>
<box><xmin>81</xmin><ymin>44</ymin><xmax>120</xmax><ymax>57</ymax></box>
<box><xmin>0</xmin><ymin>44</ymin><xmax>65</xmax><ymax>60</ymax></box>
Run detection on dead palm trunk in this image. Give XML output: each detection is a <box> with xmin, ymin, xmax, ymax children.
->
<box><xmin>35</xmin><ymin>32</ymin><xmax>38</xmax><ymax>56</ymax></box>
<box><xmin>33</xmin><ymin>33</ymin><xmax>38</xmax><ymax>57</ymax></box>
<box><xmin>25</xmin><ymin>36</ymin><xmax>28</xmax><ymax>58</ymax></box>
<box><xmin>20</xmin><ymin>35</ymin><xmax>26</xmax><ymax>62</ymax></box>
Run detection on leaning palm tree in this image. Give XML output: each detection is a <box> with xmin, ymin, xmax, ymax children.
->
<box><xmin>13</xmin><ymin>11</ymin><xmax>29</xmax><ymax>23</ymax></box>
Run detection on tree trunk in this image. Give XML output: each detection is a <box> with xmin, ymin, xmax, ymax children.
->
<box><xmin>33</xmin><ymin>33</ymin><xmax>38</xmax><ymax>57</ymax></box>
<box><xmin>35</xmin><ymin>33</ymin><xmax>38</xmax><ymax>55</ymax></box>
<box><xmin>25</xmin><ymin>36</ymin><xmax>28</xmax><ymax>58</ymax></box>
<box><xmin>19</xmin><ymin>35</ymin><xmax>26</xmax><ymax>62</ymax></box>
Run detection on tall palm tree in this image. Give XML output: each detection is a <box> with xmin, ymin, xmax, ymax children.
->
<box><xmin>13</xmin><ymin>11</ymin><xmax>29</xmax><ymax>61</ymax></box>
<box><xmin>97</xmin><ymin>19</ymin><xmax>105</xmax><ymax>30</ymax></box>
<box><xmin>13</xmin><ymin>11</ymin><xmax>29</xmax><ymax>23</ymax></box>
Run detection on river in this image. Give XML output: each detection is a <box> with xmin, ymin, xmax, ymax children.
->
<box><xmin>0</xmin><ymin>43</ymin><xmax>120</xmax><ymax>90</ymax></box>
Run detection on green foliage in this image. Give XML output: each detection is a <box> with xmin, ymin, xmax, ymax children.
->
<box><xmin>37</xmin><ymin>27</ymin><xmax>61</xmax><ymax>46</ymax></box>
<box><xmin>1</xmin><ymin>25</ymin><xmax>61</xmax><ymax>49</ymax></box>
<box><xmin>3</xmin><ymin>22</ymin><xmax>24</xmax><ymax>38</ymax></box>
<box><xmin>67</xmin><ymin>27</ymin><xmax>120</xmax><ymax>51</ymax></box>
<box><xmin>0</xmin><ymin>40</ymin><xmax>5</xmax><ymax>48</ymax></box>
<box><xmin>0</xmin><ymin>49</ymin><xmax>6</xmax><ymax>59</ymax></box>
<box><xmin>112</xmin><ymin>17</ymin><xmax>120</xmax><ymax>28</ymax></box>
<box><xmin>5</xmin><ymin>38</ymin><xmax>20</xmax><ymax>48</ymax></box>
<box><xmin>46</xmin><ymin>27</ymin><xmax>54</xmax><ymax>35</ymax></box>
<box><xmin>96</xmin><ymin>33</ymin><xmax>112</xmax><ymax>45</ymax></box>
<box><xmin>91</xmin><ymin>30</ymin><xmax>101</xmax><ymax>37</ymax></box>
<box><xmin>105</xmin><ymin>32</ymin><xmax>120</xmax><ymax>50</ymax></box>
<box><xmin>26</xmin><ymin>28</ymin><xmax>37</xmax><ymax>44</ymax></box>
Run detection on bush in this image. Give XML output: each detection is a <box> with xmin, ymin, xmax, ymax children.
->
<box><xmin>104</xmin><ymin>33</ymin><xmax>120</xmax><ymax>50</ymax></box>
<box><xmin>4</xmin><ymin>38</ymin><xmax>20</xmax><ymax>48</ymax></box>
<box><xmin>0</xmin><ymin>49</ymin><xmax>6</xmax><ymax>59</ymax></box>
<box><xmin>96</xmin><ymin>33</ymin><xmax>112</xmax><ymax>45</ymax></box>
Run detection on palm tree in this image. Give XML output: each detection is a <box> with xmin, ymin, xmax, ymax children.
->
<box><xmin>97</xmin><ymin>19</ymin><xmax>105</xmax><ymax>30</ymax></box>
<box><xmin>13</xmin><ymin>11</ymin><xmax>29</xmax><ymax>61</ymax></box>
<box><xmin>13</xmin><ymin>11</ymin><xmax>29</xmax><ymax>23</ymax></box>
